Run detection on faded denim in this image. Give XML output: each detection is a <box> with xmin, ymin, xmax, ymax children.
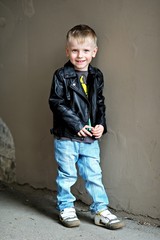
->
<box><xmin>54</xmin><ymin>139</ymin><xmax>109</xmax><ymax>213</ymax></box>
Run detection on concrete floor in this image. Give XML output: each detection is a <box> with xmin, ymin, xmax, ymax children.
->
<box><xmin>0</xmin><ymin>182</ymin><xmax>160</xmax><ymax>240</ymax></box>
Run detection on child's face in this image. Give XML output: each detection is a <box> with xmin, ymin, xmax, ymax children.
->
<box><xmin>66</xmin><ymin>37</ymin><xmax>98</xmax><ymax>71</ymax></box>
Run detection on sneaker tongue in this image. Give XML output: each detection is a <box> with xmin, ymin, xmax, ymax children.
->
<box><xmin>63</xmin><ymin>208</ymin><xmax>75</xmax><ymax>213</ymax></box>
<box><xmin>61</xmin><ymin>208</ymin><xmax>76</xmax><ymax>218</ymax></box>
<box><xmin>101</xmin><ymin>210</ymin><xmax>117</xmax><ymax>220</ymax></box>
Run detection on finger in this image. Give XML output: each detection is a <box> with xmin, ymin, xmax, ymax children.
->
<box><xmin>78</xmin><ymin>132</ymin><xmax>82</xmax><ymax>137</ymax></box>
<box><xmin>80</xmin><ymin>130</ymin><xmax>87</xmax><ymax>137</ymax></box>
<box><xmin>83</xmin><ymin>126</ymin><xmax>93</xmax><ymax>136</ymax></box>
<box><xmin>92</xmin><ymin>129</ymin><xmax>101</xmax><ymax>135</ymax></box>
<box><xmin>83</xmin><ymin>128</ymin><xmax>92</xmax><ymax>136</ymax></box>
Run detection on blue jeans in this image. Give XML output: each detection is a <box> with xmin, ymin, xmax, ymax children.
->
<box><xmin>54</xmin><ymin>139</ymin><xmax>109</xmax><ymax>213</ymax></box>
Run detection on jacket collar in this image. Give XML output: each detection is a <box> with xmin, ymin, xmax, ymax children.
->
<box><xmin>63</xmin><ymin>61</ymin><xmax>97</xmax><ymax>78</ymax></box>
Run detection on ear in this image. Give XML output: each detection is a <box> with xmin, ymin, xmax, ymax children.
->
<box><xmin>92</xmin><ymin>47</ymin><xmax>98</xmax><ymax>58</ymax></box>
<box><xmin>66</xmin><ymin>47</ymin><xmax>69</xmax><ymax>57</ymax></box>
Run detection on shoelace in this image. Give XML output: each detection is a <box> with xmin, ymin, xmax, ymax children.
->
<box><xmin>99</xmin><ymin>210</ymin><xmax>117</xmax><ymax>220</ymax></box>
<box><xmin>61</xmin><ymin>208</ymin><xmax>77</xmax><ymax>219</ymax></box>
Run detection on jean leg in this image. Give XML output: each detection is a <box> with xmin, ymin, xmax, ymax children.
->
<box><xmin>54</xmin><ymin>139</ymin><xmax>79</xmax><ymax>211</ymax></box>
<box><xmin>77</xmin><ymin>141</ymin><xmax>109</xmax><ymax>213</ymax></box>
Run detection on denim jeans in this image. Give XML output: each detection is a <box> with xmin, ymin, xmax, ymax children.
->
<box><xmin>54</xmin><ymin>139</ymin><xmax>109</xmax><ymax>213</ymax></box>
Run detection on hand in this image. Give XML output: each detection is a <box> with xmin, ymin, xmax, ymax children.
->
<box><xmin>91</xmin><ymin>125</ymin><xmax>104</xmax><ymax>139</ymax></box>
<box><xmin>77</xmin><ymin>125</ymin><xmax>93</xmax><ymax>137</ymax></box>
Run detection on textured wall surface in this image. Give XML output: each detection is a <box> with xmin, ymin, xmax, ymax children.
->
<box><xmin>0</xmin><ymin>118</ymin><xmax>16</xmax><ymax>182</ymax></box>
<box><xmin>0</xmin><ymin>0</ymin><xmax>160</xmax><ymax>219</ymax></box>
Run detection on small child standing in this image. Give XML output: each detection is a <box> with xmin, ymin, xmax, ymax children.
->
<box><xmin>49</xmin><ymin>24</ymin><xmax>124</xmax><ymax>230</ymax></box>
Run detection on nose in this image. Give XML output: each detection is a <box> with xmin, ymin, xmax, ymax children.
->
<box><xmin>77</xmin><ymin>51</ymin><xmax>83</xmax><ymax>58</ymax></box>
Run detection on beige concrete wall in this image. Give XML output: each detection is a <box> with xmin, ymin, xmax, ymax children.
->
<box><xmin>0</xmin><ymin>0</ymin><xmax>160</xmax><ymax>219</ymax></box>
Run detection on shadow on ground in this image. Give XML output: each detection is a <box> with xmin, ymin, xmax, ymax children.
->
<box><xmin>0</xmin><ymin>181</ymin><xmax>94</xmax><ymax>225</ymax></box>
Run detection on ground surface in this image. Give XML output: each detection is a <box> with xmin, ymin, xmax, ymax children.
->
<box><xmin>0</xmin><ymin>182</ymin><xmax>160</xmax><ymax>240</ymax></box>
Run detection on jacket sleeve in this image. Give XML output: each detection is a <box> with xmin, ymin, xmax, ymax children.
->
<box><xmin>49</xmin><ymin>70</ymin><xmax>84</xmax><ymax>134</ymax></box>
<box><xmin>96</xmin><ymin>70</ymin><xmax>107</xmax><ymax>133</ymax></box>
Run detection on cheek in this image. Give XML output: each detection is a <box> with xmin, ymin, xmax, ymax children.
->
<box><xmin>70</xmin><ymin>54</ymin><xmax>75</xmax><ymax>59</ymax></box>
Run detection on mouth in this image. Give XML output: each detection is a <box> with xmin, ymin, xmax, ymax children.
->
<box><xmin>76</xmin><ymin>60</ymin><xmax>85</xmax><ymax>63</ymax></box>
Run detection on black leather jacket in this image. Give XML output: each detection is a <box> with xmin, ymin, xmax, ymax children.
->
<box><xmin>49</xmin><ymin>61</ymin><xmax>107</xmax><ymax>140</ymax></box>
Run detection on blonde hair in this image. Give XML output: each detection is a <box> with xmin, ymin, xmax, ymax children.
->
<box><xmin>66</xmin><ymin>24</ymin><xmax>97</xmax><ymax>46</ymax></box>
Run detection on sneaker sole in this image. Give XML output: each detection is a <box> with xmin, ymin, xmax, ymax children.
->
<box><xmin>60</xmin><ymin>219</ymin><xmax>80</xmax><ymax>228</ymax></box>
<box><xmin>95</xmin><ymin>218</ymin><xmax>125</xmax><ymax>230</ymax></box>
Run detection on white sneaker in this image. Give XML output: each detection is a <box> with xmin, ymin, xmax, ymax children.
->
<box><xmin>94</xmin><ymin>209</ymin><xmax>125</xmax><ymax>230</ymax></box>
<box><xmin>59</xmin><ymin>208</ymin><xmax>80</xmax><ymax>227</ymax></box>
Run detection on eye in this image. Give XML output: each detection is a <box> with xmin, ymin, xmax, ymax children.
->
<box><xmin>72</xmin><ymin>49</ymin><xmax>77</xmax><ymax>53</ymax></box>
<box><xmin>84</xmin><ymin>49</ymin><xmax>90</xmax><ymax>52</ymax></box>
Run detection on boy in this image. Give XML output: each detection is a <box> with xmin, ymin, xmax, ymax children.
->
<box><xmin>49</xmin><ymin>24</ymin><xmax>124</xmax><ymax>230</ymax></box>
